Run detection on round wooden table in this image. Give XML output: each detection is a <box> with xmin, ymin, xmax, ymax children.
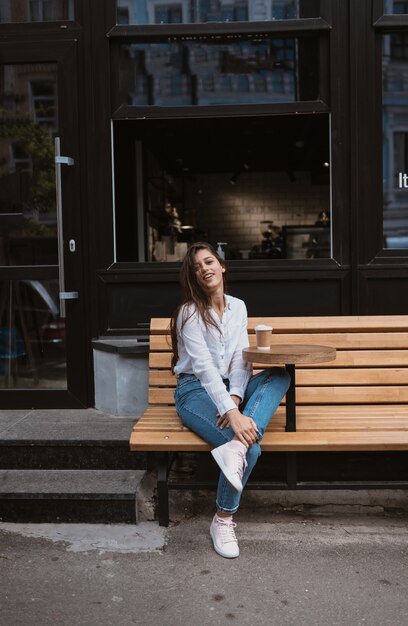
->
<box><xmin>242</xmin><ymin>344</ymin><xmax>336</xmax><ymax>432</ymax></box>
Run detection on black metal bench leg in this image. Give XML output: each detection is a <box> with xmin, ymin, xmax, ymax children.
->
<box><xmin>156</xmin><ymin>452</ymin><xmax>170</xmax><ymax>527</ymax></box>
<box><xmin>286</xmin><ymin>452</ymin><xmax>297</xmax><ymax>488</ymax></box>
<box><xmin>285</xmin><ymin>364</ymin><xmax>296</xmax><ymax>432</ymax></box>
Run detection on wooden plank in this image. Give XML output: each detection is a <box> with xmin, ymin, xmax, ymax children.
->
<box><xmin>139</xmin><ymin>404</ymin><xmax>408</xmax><ymax>418</ymax></box>
<box><xmin>149</xmin><ymin>350</ymin><xmax>408</xmax><ymax>369</ymax></box>
<box><xmin>133</xmin><ymin>416</ymin><xmax>408</xmax><ymax>433</ymax></box>
<box><xmin>266</xmin><ymin>334</ymin><xmax>408</xmax><ymax>349</ymax></box>
<box><xmin>149</xmin><ymin>371</ymin><xmax>176</xmax><ymax>386</ymax></box>
<box><xmin>148</xmin><ymin>385</ymin><xmax>408</xmax><ymax>405</ymax></box>
<box><xmin>149</xmin><ymin>368</ymin><xmax>408</xmax><ymax>387</ymax></box>
<box><xmin>297</xmin><ymin>386</ymin><xmax>408</xmax><ymax>404</ymax></box>
<box><xmin>150</xmin><ymin>332</ymin><xmax>408</xmax><ymax>351</ymax></box>
<box><xmin>248</xmin><ymin>317</ymin><xmax>408</xmax><ymax>333</ymax></box>
<box><xmin>130</xmin><ymin>430</ymin><xmax>209</xmax><ymax>451</ymax></box>
<box><xmin>295</xmin><ymin>405</ymin><xmax>408</xmax><ymax>417</ymax></box>
<box><xmin>150</xmin><ymin>316</ymin><xmax>408</xmax><ymax>334</ymax></box>
<box><xmin>293</xmin><ymin>368</ymin><xmax>408</xmax><ymax>385</ymax></box>
<box><xmin>130</xmin><ymin>428</ymin><xmax>408</xmax><ymax>452</ymax></box>
<box><xmin>261</xmin><ymin>431</ymin><xmax>408</xmax><ymax>452</ymax></box>
<box><xmin>132</xmin><ymin>405</ymin><xmax>408</xmax><ymax>432</ymax></box>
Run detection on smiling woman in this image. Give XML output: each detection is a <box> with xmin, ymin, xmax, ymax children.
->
<box><xmin>193</xmin><ymin>248</ymin><xmax>226</xmax><ymax>294</ymax></box>
<box><xmin>169</xmin><ymin>241</ymin><xmax>290</xmax><ymax>558</ymax></box>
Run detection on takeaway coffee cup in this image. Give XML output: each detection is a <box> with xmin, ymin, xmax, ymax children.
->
<box><xmin>255</xmin><ymin>324</ymin><xmax>272</xmax><ymax>350</ymax></box>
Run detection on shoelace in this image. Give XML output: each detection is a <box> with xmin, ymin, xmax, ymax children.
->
<box><xmin>216</xmin><ymin>519</ymin><xmax>238</xmax><ymax>545</ymax></box>
<box><xmin>235</xmin><ymin>450</ymin><xmax>248</xmax><ymax>479</ymax></box>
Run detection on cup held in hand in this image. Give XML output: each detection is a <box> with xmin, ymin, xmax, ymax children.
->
<box><xmin>255</xmin><ymin>324</ymin><xmax>272</xmax><ymax>350</ymax></box>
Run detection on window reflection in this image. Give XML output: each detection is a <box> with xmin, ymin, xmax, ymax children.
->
<box><xmin>384</xmin><ymin>0</ymin><xmax>408</xmax><ymax>14</ymax></box>
<box><xmin>0</xmin><ymin>279</ymin><xmax>66</xmax><ymax>389</ymax></box>
<box><xmin>118</xmin><ymin>38</ymin><xmax>319</xmax><ymax>106</ymax></box>
<box><xmin>383</xmin><ymin>33</ymin><xmax>408</xmax><ymax>247</ymax></box>
<box><xmin>116</xmin><ymin>0</ymin><xmax>319</xmax><ymax>24</ymax></box>
<box><xmin>0</xmin><ymin>0</ymin><xmax>74</xmax><ymax>23</ymax></box>
<box><xmin>0</xmin><ymin>64</ymin><xmax>58</xmax><ymax>265</ymax></box>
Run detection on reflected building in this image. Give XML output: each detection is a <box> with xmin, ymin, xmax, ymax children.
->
<box><xmin>0</xmin><ymin>0</ymin><xmax>74</xmax><ymax>23</ymax></box>
<box><xmin>383</xmin><ymin>26</ymin><xmax>408</xmax><ymax>246</ymax></box>
<box><xmin>116</xmin><ymin>1</ymin><xmax>301</xmax><ymax>25</ymax></box>
<box><xmin>0</xmin><ymin>64</ymin><xmax>57</xmax><ymax>207</ymax></box>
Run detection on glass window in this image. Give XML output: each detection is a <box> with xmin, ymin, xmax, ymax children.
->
<box><xmin>0</xmin><ymin>279</ymin><xmax>66</xmax><ymax>389</ymax></box>
<box><xmin>116</xmin><ymin>0</ymin><xmax>320</xmax><ymax>25</ymax></box>
<box><xmin>30</xmin><ymin>80</ymin><xmax>57</xmax><ymax>126</ymax></box>
<box><xmin>113</xmin><ymin>114</ymin><xmax>331</xmax><ymax>262</ymax></box>
<box><xmin>384</xmin><ymin>0</ymin><xmax>408</xmax><ymax>14</ymax></box>
<box><xmin>0</xmin><ymin>64</ymin><xmax>66</xmax><ymax>388</ymax></box>
<box><xmin>117</xmin><ymin>37</ymin><xmax>319</xmax><ymax>107</ymax></box>
<box><xmin>0</xmin><ymin>64</ymin><xmax>58</xmax><ymax>265</ymax></box>
<box><xmin>383</xmin><ymin>33</ymin><xmax>408</xmax><ymax>248</ymax></box>
<box><xmin>0</xmin><ymin>0</ymin><xmax>74</xmax><ymax>23</ymax></box>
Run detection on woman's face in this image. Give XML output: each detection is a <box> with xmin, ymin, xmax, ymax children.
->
<box><xmin>193</xmin><ymin>248</ymin><xmax>225</xmax><ymax>294</ymax></box>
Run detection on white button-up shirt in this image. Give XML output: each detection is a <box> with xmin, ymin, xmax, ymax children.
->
<box><xmin>174</xmin><ymin>295</ymin><xmax>252</xmax><ymax>416</ymax></box>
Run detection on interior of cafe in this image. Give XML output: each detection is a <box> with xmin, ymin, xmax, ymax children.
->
<box><xmin>113</xmin><ymin>114</ymin><xmax>331</xmax><ymax>264</ymax></box>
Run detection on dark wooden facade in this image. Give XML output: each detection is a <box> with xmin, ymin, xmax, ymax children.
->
<box><xmin>1</xmin><ymin>0</ymin><xmax>408</xmax><ymax>407</ymax></box>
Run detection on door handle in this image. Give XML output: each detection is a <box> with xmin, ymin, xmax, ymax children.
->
<box><xmin>54</xmin><ymin>137</ymin><xmax>77</xmax><ymax>318</ymax></box>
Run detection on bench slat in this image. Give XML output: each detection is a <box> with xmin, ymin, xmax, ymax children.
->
<box><xmin>149</xmin><ymin>350</ymin><xmax>408</xmax><ymax>369</ymax></box>
<box><xmin>137</xmin><ymin>404</ymin><xmax>408</xmax><ymax>418</ymax></box>
<box><xmin>149</xmin><ymin>368</ymin><xmax>408</xmax><ymax>387</ymax></box>
<box><xmin>150</xmin><ymin>332</ymin><xmax>408</xmax><ymax>351</ymax></box>
<box><xmin>130</xmin><ymin>429</ymin><xmax>408</xmax><ymax>452</ymax></box>
<box><xmin>148</xmin><ymin>385</ymin><xmax>408</xmax><ymax>405</ymax></box>
<box><xmin>150</xmin><ymin>316</ymin><xmax>408</xmax><ymax>333</ymax></box>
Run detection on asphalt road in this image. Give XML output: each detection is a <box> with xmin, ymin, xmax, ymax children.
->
<box><xmin>1</xmin><ymin>510</ymin><xmax>408</xmax><ymax>626</ymax></box>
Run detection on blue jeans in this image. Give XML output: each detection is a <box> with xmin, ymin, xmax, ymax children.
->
<box><xmin>174</xmin><ymin>368</ymin><xmax>291</xmax><ymax>514</ymax></box>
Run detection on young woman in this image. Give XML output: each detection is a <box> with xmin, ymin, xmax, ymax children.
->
<box><xmin>170</xmin><ymin>242</ymin><xmax>290</xmax><ymax>559</ymax></box>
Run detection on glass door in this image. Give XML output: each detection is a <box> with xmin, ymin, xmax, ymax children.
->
<box><xmin>0</xmin><ymin>40</ymin><xmax>87</xmax><ymax>407</ymax></box>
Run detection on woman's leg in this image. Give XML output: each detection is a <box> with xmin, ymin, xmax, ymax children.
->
<box><xmin>175</xmin><ymin>369</ymin><xmax>289</xmax><ymax>515</ymax></box>
<box><xmin>215</xmin><ymin>369</ymin><xmax>289</xmax><ymax>512</ymax></box>
<box><xmin>217</xmin><ymin>367</ymin><xmax>291</xmax><ymax>502</ymax></box>
<box><xmin>175</xmin><ymin>376</ymin><xmax>242</xmax><ymax>514</ymax></box>
<box><xmin>242</xmin><ymin>367</ymin><xmax>291</xmax><ymax>438</ymax></box>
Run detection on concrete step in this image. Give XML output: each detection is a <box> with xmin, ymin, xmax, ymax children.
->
<box><xmin>0</xmin><ymin>469</ymin><xmax>146</xmax><ymax>523</ymax></box>
<box><xmin>0</xmin><ymin>409</ymin><xmax>146</xmax><ymax>470</ymax></box>
<box><xmin>0</xmin><ymin>442</ymin><xmax>146</xmax><ymax>470</ymax></box>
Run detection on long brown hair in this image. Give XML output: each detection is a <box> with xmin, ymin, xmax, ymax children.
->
<box><xmin>170</xmin><ymin>242</ymin><xmax>227</xmax><ymax>372</ymax></box>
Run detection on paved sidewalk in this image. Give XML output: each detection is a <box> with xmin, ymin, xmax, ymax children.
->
<box><xmin>1</xmin><ymin>510</ymin><xmax>408</xmax><ymax>626</ymax></box>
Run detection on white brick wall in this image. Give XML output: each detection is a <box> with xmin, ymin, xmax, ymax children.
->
<box><xmin>184</xmin><ymin>171</ymin><xmax>329</xmax><ymax>253</ymax></box>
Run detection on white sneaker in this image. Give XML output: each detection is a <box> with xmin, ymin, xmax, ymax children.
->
<box><xmin>210</xmin><ymin>515</ymin><xmax>239</xmax><ymax>558</ymax></box>
<box><xmin>211</xmin><ymin>441</ymin><xmax>248</xmax><ymax>492</ymax></box>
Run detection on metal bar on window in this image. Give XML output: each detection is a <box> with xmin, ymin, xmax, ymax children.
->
<box><xmin>135</xmin><ymin>141</ymin><xmax>146</xmax><ymax>263</ymax></box>
<box><xmin>106</xmin><ymin>17</ymin><xmax>331</xmax><ymax>40</ymax></box>
<box><xmin>112</xmin><ymin>101</ymin><xmax>329</xmax><ymax>121</ymax></box>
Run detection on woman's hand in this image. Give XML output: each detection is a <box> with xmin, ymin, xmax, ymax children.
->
<box><xmin>223</xmin><ymin>408</ymin><xmax>259</xmax><ymax>447</ymax></box>
<box><xmin>216</xmin><ymin>395</ymin><xmax>241</xmax><ymax>429</ymax></box>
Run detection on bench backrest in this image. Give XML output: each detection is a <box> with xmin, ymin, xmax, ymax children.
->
<box><xmin>148</xmin><ymin>315</ymin><xmax>408</xmax><ymax>407</ymax></box>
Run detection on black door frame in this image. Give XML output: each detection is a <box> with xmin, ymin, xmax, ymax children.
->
<box><xmin>0</xmin><ymin>39</ymin><xmax>90</xmax><ymax>408</ymax></box>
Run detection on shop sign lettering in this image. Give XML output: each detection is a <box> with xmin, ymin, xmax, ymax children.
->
<box><xmin>399</xmin><ymin>172</ymin><xmax>408</xmax><ymax>188</ymax></box>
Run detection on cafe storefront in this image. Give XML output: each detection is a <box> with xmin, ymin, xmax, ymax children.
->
<box><xmin>0</xmin><ymin>0</ymin><xmax>408</xmax><ymax>408</ymax></box>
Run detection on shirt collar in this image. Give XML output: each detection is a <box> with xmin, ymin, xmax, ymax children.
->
<box><xmin>224</xmin><ymin>295</ymin><xmax>233</xmax><ymax>310</ymax></box>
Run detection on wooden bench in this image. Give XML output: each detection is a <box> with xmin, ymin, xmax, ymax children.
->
<box><xmin>130</xmin><ymin>315</ymin><xmax>408</xmax><ymax>525</ymax></box>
